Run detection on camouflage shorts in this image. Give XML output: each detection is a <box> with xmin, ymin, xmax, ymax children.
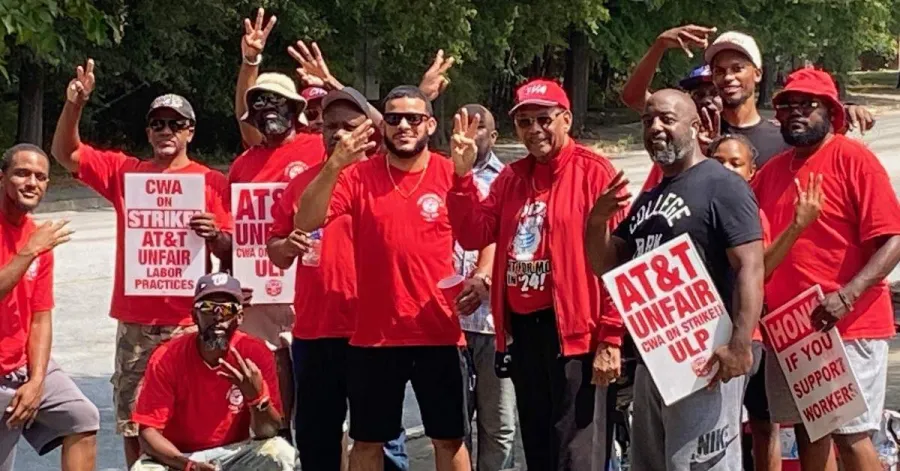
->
<box><xmin>111</xmin><ymin>322</ymin><xmax>195</xmax><ymax>437</ymax></box>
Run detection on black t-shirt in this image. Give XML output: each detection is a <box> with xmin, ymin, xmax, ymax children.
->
<box><xmin>721</xmin><ymin>118</ymin><xmax>790</xmax><ymax>168</ymax></box>
<box><xmin>613</xmin><ymin>159</ymin><xmax>762</xmax><ymax>313</ymax></box>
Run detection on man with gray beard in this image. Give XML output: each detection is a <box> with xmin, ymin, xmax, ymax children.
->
<box><xmin>587</xmin><ymin>89</ymin><xmax>764</xmax><ymax>471</ymax></box>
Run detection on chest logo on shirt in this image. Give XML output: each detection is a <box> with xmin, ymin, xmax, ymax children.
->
<box><xmin>284</xmin><ymin>161</ymin><xmax>309</xmax><ymax>180</ymax></box>
<box><xmin>226</xmin><ymin>384</ymin><xmax>244</xmax><ymax>413</ymax></box>
<box><xmin>25</xmin><ymin>258</ymin><xmax>39</xmax><ymax>281</ymax></box>
<box><xmin>511</xmin><ymin>201</ymin><xmax>547</xmax><ymax>261</ymax></box>
<box><xmin>628</xmin><ymin>192</ymin><xmax>692</xmax><ymax>235</ymax></box>
<box><xmin>417</xmin><ymin>193</ymin><xmax>444</xmax><ymax>222</ymax></box>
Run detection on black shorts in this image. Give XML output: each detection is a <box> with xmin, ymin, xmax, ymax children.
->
<box><xmin>347</xmin><ymin>345</ymin><xmax>470</xmax><ymax>442</ymax></box>
<box><xmin>744</xmin><ymin>341</ymin><xmax>770</xmax><ymax>421</ymax></box>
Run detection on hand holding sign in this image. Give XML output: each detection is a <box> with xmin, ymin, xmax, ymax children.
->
<box><xmin>22</xmin><ymin>220</ymin><xmax>73</xmax><ymax>256</ymax></box>
<box><xmin>189</xmin><ymin>213</ymin><xmax>220</xmax><ymax>241</ymax></box>
<box><xmin>592</xmin><ymin>342</ymin><xmax>622</xmax><ymax>386</ymax></box>
<box><xmin>811</xmin><ymin>290</ymin><xmax>853</xmax><ymax>332</ymax></box>
<box><xmin>329</xmin><ymin>120</ymin><xmax>375</xmax><ymax>170</ymax></box>
<box><xmin>704</xmin><ymin>341</ymin><xmax>753</xmax><ymax>389</ymax></box>
<box><xmin>66</xmin><ymin>59</ymin><xmax>95</xmax><ymax>105</ymax></box>
<box><xmin>588</xmin><ymin>170</ymin><xmax>631</xmax><ymax>226</ymax></box>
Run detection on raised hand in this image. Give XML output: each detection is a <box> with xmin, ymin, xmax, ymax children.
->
<box><xmin>329</xmin><ymin>120</ymin><xmax>376</xmax><ymax>170</ymax></box>
<box><xmin>656</xmin><ymin>25</ymin><xmax>717</xmax><ymax>58</ymax></box>
<box><xmin>450</xmin><ymin>107</ymin><xmax>480</xmax><ymax>177</ymax></box>
<box><xmin>698</xmin><ymin>106</ymin><xmax>721</xmax><ymax>152</ymax></box>
<box><xmin>23</xmin><ymin>220</ymin><xmax>73</xmax><ymax>256</ymax></box>
<box><xmin>288</xmin><ymin>41</ymin><xmax>335</xmax><ymax>89</ymax></box>
<box><xmin>419</xmin><ymin>49</ymin><xmax>455</xmax><ymax>101</ymax></box>
<box><xmin>217</xmin><ymin>347</ymin><xmax>265</xmax><ymax>401</ymax></box>
<box><xmin>242</xmin><ymin>7</ymin><xmax>277</xmax><ymax>61</ymax></box>
<box><xmin>792</xmin><ymin>173</ymin><xmax>824</xmax><ymax>230</ymax></box>
<box><xmin>588</xmin><ymin>171</ymin><xmax>631</xmax><ymax>225</ymax></box>
<box><xmin>846</xmin><ymin>104</ymin><xmax>875</xmax><ymax>135</ymax></box>
<box><xmin>66</xmin><ymin>59</ymin><xmax>95</xmax><ymax>105</ymax></box>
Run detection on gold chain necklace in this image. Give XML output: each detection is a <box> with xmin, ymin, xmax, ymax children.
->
<box><xmin>386</xmin><ymin>154</ymin><xmax>429</xmax><ymax>199</ymax></box>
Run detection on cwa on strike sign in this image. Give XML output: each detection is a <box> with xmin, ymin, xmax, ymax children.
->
<box><xmin>601</xmin><ymin>234</ymin><xmax>733</xmax><ymax>405</ymax></box>
<box><xmin>124</xmin><ymin>174</ymin><xmax>206</xmax><ymax>296</ymax></box>
<box><xmin>761</xmin><ymin>285</ymin><xmax>867</xmax><ymax>442</ymax></box>
<box><xmin>231</xmin><ymin>183</ymin><xmax>296</xmax><ymax>304</ymax></box>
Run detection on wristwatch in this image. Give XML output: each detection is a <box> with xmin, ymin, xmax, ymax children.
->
<box><xmin>253</xmin><ymin>397</ymin><xmax>271</xmax><ymax>413</ymax></box>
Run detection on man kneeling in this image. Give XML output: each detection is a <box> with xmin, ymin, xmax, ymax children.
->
<box><xmin>131</xmin><ymin>273</ymin><xmax>296</xmax><ymax>471</ymax></box>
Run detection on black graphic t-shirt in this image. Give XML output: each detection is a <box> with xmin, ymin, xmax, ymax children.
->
<box><xmin>613</xmin><ymin>159</ymin><xmax>762</xmax><ymax>313</ymax></box>
<box><xmin>721</xmin><ymin>119</ymin><xmax>790</xmax><ymax>168</ymax></box>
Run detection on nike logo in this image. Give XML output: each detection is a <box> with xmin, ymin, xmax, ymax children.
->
<box><xmin>689</xmin><ymin>434</ymin><xmax>738</xmax><ymax>471</ymax></box>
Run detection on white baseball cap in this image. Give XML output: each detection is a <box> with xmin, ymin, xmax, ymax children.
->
<box><xmin>704</xmin><ymin>31</ymin><xmax>763</xmax><ymax>69</ymax></box>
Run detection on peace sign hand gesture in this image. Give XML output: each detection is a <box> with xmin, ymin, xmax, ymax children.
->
<box><xmin>588</xmin><ymin>170</ymin><xmax>631</xmax><ymax>225</ymax></box>
<box><xmin>217</xmin><ymin>347</ymin><xmax>265</xmax><ymax>401</ymax></box>
<box><xmin>66</xmin><ymin>59</ymin><xmax>95</xmax><ymax>105</ymax></box>
<box><xmin>419</xmin><ymin>49</ymin><xmax>455</xmax><ymax>101</ymax></box>
<box><xmin>242</xmin><ymin>7</ymin><xmax>277</xmax><ymax>61</ymax></box>
<box><xmin>451</xmin><ymin>108</ymin><xmax>480</xmax><ymax>177</ymax></box>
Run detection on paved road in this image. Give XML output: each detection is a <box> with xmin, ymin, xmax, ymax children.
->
<box><xmin>16</xmin><ymin>112</ymin><xmax>900</xmax><ymax>469</ymax></box>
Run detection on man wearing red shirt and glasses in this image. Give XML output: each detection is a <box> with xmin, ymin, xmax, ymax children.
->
<box><xmin>753</xmin><ymin>68</ymin><xmax>900</xmax><ymax>471</ymax></box>
<box><xmin>0</xmin><ymin>144</ymin><xmax>100</xmax><ymax>471</ymax></box>
<box><xmin>448</xmin><ymin>79</ymin><xmax>627</xmax><ymax>471</ymax></box>
<box><xmin>50</xmin><ymin>59</ymin><xmax>234</xmax><ymax>467</ymax></box>
<box><xmin>131</xmin><ymin>272</ymin><xmax>295</xmax><ymax>471</ymax></box>
<box><xmin>295</xmin><ymin>85</ymin><xmax>471</xmax><ymax>471</ymax></box>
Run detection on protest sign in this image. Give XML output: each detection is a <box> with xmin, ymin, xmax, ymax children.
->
<box><xmin>761</xmin><ymin>285</ymin><xmax>867</xmax><ymax>442</ymax></box>
<box><xmin>232</xmin><ymin>183</ymin><xmax>295</xmax><ymax>304</ymax></box>
<box><xmin>124</xmin><ymin>174</ymin><xmax>206</xmax><ymax>296</ymax></box>
<box><xmin>602</xmin><ymin>234</ymin><xmax>732</xmax><ymax>405</ymax></box>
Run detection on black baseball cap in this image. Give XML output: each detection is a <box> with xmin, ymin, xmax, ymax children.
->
<box><xmin>323</xmin><ymin>87</ymin><xmax>376</xmax><ymax>121</ymax></box>
<box><xmin>194</xmin><ymin>273</ymin><xmax>243</xmax><ymax>303</ymax></box>
<box><xmin>147</xmin><ymin>94</ymin><xmax>196</xmax><ymax>121</ymax></box>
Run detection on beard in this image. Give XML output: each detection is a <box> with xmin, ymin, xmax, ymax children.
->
<box><xmin>384</xmin><ymin>134</ymin><xmax>429</xmax><ymax>159</ymax></box>
<box><xmin>648</xmin><ymin>134</ymin><xmax>694</xmax><ymax>166</ymax></box>
<box><xmin>722</xmin><ymin>90</ymin><xmax>751</xmax><ymax>109</ymax></box>
<box><xmin>255</xmin><ymin>114</ymin><xmax>292</xmax><ymax>137</ymax></box>
<box><xmin>199</xmin><ymin>322</ymin><xmax>237</xmax><ymax>351</ymax></box>
<box><xmin>781</xmin><ymin>120</ymin><xmax>829</xmax><ymax>147</ymax></box>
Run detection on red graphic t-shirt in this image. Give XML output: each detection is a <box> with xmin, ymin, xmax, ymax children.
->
<box><xmin>753</xmin><ymin>135</ymin><xmax>900</xmax><ymax>340</ymax></box>
<box><xmin>132</xmin><ymin>331</ymin><xmax>282</xmax><ymax>453</ymax></box>
<box><xmin>0</xmin><ymin>214</ymin><xmax>54</xmax><ymax>375</ymax></box>
<box><xmin>76</xmin><ymin>144</ymin><xmax>233</xmax><ymax>326</ymax></box>
<box><xmin>228</xmin><ymin>132</ymin><xmax>325</xmax><ymax>185</ymax></box>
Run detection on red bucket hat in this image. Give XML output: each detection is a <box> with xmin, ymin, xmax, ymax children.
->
<box><xmin>509</xmin><ymin>79</ymin><xmax>571</xmax><ymax>115</ymax></box>
<box><xmin>773</xmin><ymin>68</ymin><xmax>846</xmax><ymax>133</ymax></box>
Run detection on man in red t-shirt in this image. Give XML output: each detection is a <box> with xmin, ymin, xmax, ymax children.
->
<box><xmin>131</xmin><ymin>272</ymin><xmax>295</xmax><ymax>471</ymax></box>
<box><xmin>301</xmin><ymin>86</ymin><xmax>327</xmax><ymax>133</ymax></box>
<box><xmin>295</xmin><ymin>85</ymin><xmax>470</xmax><ymax>471</ymax></box>
<box><xmin>50</xmin><ymin>59</ymin><xmax>234</xmax><ymax>467</ymax></box>
<box><xmin>0</xmin><ymin>144</ymin><xmax>100</xmax><ymax>471</ymax></box>
<box><xmin>449</xmin><ymin>79</ymin><xmax>627</xmax><ymax>471</ymax></box>
<box><xmin>753</xmin><ymin>68</ymin><xmax>900</xmax><ymax>470</ymax></box>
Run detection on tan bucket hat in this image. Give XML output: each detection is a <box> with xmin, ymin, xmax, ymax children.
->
<box><xmin>241</xmin><ymin>72</ymin><xmax>308</xmax><ymax>125</ymax></box>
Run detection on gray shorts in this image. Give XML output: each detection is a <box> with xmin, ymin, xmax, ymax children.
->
<box><xmin>630</xmin><ymin>363</ymin><xmax>746</xmax><ymax>471</ymax></box>
<box><xmin>0</xmin><ymin>361</ymin><xmax>100</xmax><ymax>470</ymax></box>
<box><xmin>765</xmin><ymin>338</ymin><xmax>888</xmax><ymax>435</ymax></box>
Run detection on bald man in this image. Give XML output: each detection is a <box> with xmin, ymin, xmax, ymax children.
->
<box><xmin>587</xmin><ymin>89</ymin><xmax>764</xmax><ymax>470</ymax></box>
<box><xmin>451</xmin><ymin>104</ymin><xmax>516</xmax><ymax>471</ymax></box>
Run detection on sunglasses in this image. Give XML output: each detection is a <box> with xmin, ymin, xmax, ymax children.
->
<box><xmin>252</xmin><ymin>93</ymin><xmax>288</xmax><ymax>110</ymax></box>
<box><xmin>305</xmin><ymin>109</ymin><xmax>321</xmax><ymax>121</ymax></box>
<box><xmin>774</xmin><ymin>101</ymin><xmax>821</xmax><ymax>114</ymax></box>
<box><xmin>514</xmin><ymin>112</ymin><xmax>562</xmax><ymax>129</ymax></box>
<box><xmin>193</xmin><ymin>300</ymin><xmax>242</xmax><ymax>320</ymax></box>
<box><xmin>148</xmin><ymin>118</ymin><xmax>192</xmax><ymax>132</ymax></box>
<box><xmin>383</xmin><ymin>112</ymin><xmax>430</xmax><ymax>127</ymax></box>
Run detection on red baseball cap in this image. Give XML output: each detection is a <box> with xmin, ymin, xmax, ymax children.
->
<box><xmin>301</xmin><ymin>86</ymin><xmax>328</xmax><ymax>102</ymax></box>
<box><xmin>773</xmin><ymin>68</ymin><xmax>846</xmax><ymax>133</ymax></box>
<box><xmin>509</xmin><ymin>79</ymin><xmax>570</xmax><ymax>115</ymax></box>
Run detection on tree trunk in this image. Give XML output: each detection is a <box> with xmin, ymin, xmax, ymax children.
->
<box><xmin>757</xmin><ymin>55</ymin><xmax>777</xmax><ymax>109</ymax></box>
<box><xmin>896</xmin><ymin>35</ymin><xmax>900</xmax><ymax>89</ymax></box>
<box><xmin>16</xmin><ymin>60</ymin><xmax>44</xmax><ymax>146</ymax></box>
<box><xmin>564</xmin><ymin>27</ymin><xmax>589</xmax><ymax>137</ymax></box>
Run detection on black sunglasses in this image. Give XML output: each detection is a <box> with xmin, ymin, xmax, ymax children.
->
<box><xmin>514</xmin><ymin>112</ymin><xmax>562</xmax><ymax>129</ymax></box>
<box><xmin>252</xmin><ymin>92</ymin><xmax>288</xmax><ymax>110</ymax></box>
<box><xmin>383</xmin><ymin>112</ymin><xmax>430</xmax><ymax>126</ymax></box>
<box><xmin>148</xmin><ymin>118</ymin><xmax>192</xmax><ymax>132</ymax></box>
<box><xmin>774</xmin><ymin>101</ymin><xmax>822</xmax><ymax>114</ymax></box>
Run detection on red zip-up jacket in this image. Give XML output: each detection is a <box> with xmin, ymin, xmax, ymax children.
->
<box><xmin>448</xmin><ymin>138</ymin><xmax>628</xmax><ymax>356</ymax></box>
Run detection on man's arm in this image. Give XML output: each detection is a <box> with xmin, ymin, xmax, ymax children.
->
<box><xmin>0</xmin><ymin>221</ymin><xmax>70</xmax><ymax>300</ymax></box>
<box><xmin>726</xmin><ymin>241</ymin><xmax>765</xmax><ymax>348</ymax></box>
<box><xmin>4</xmin><ymin>310</ymin><xmax>51</xmax><ymax>429</ymax></box>
<box><xmin>585</xmin><ymin>171</ymin><xmax>632</xmax><ymax>277</ymax></box>
<box><xmin>266</xmin><ymin>231</ymin><xmax>311</xmax><ymax>269</ymax></box>
<box><xmin>235</xmin><ymin>8</ymin><xmax>276</xmax><ymax>148</ymax></box>
<box><xmin>843</xmin><ymin>235</ymin><xmax>900</xmax><ymax>305</ymax></box>
<box><xmin>138</xmin><ymin>428</ymin><xmax>194</xmax><ymax>470</ymax></box>
<box><xmin>51</xmin><ymin>59</ymin><xmax>95</xmax><ymax>173</ymax></box>
<box><xmin>247</xmin><ymin>394</ymin><xmax>283</xmax><ymax>439</ymax></box>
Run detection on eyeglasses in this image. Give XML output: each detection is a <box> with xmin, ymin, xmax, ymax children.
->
<box><xmin>305</xmin><ymin>109</ymin><xmax>321</xmax><ymax>121</ymax></box>
<box><xmin>383</xmin><ymin>113</ymin><xmax>430</xmax><ymax>126</ymax></box>
<box><xmin>193</xmin><ymin>300</ymin><xmax>242</xmax><ymax>320</ymax></box>
<box><xmin>252</xmin><ymin>92</ymin><xmax>288</xmax><ymax>110</ymax></box>
<box><xmin>148</xmin><ymin>118</ymin><xmax>192</xmax><ymax>132</ymax></box>
<box><xmin>774</xmin><ymin>101</ymin><xmax>821</xmax><ymax>114</ymax></box>
<box><xmin>514</xmin><ymin>112</ymin><xmax>562</xmax><ymax>129</ymax></box>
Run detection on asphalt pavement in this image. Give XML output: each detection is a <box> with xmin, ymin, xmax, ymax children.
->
<box><xmin>15</xmin><ymin>112</ymin><xmax>900</xmax><ymax>470</ymax></box>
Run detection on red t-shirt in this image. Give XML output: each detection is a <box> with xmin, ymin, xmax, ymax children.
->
<box><xmin>328</xmin><ymin>153</ymin><xmax>463</xmax><ymax>347</ymax></box>
<box><xmin>228</xmin><ymin>132</ymin><xmax>325</xmax><ymax>185</ymax></box>
<box><xmin>0</xmin><ymin>215</ymin><xmax>54</xmax><ymax>375</ymax></box>
<box><xmin>753</xmin><ymin>135</ymin><xmax>900</xmax><ymax>340</ymax></box>
<box><xmin>132</xmin><ymin>331</ymin><xmax>282</xmax><ymax>453</ymax></box>
<box><xmin>76</xmin><ymin>144</ymin><xmax>234</xmax><ymax>326</ymax></box>
<box><xmin>505</xmin><ymin>161</ymin><xmax>554</xmax><ymax>314</ymax></box>
<box><xmin>270</xmin><ymin>162</ymin><xmax>356</xmax><ymax>339</ymax></box>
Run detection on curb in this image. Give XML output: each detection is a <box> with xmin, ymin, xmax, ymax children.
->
<box><xmin>36</xmin><ymin>197</ymin><xmax>112</xmax><ymax>214</ymax></box>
